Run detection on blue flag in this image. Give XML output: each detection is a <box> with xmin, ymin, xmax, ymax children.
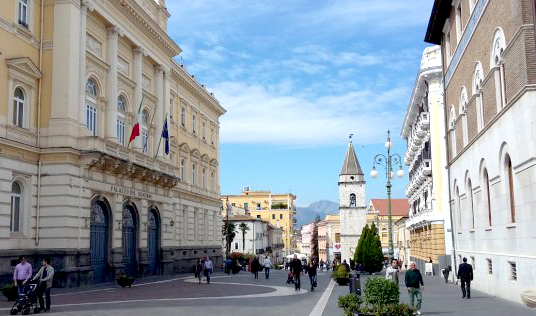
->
<box><xmin>162</xmin><ymin>116</ymin><xmax>169</xmax><ymax>155</ymax></box>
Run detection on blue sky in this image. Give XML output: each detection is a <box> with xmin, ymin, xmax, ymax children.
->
<box><xmin>166</xmin><ymin>0</ymin><xmax>435</xmax><ymax>207</ymax></box>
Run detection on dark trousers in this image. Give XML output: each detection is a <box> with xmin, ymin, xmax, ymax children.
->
<box><xmin>461</xmin><ymin>280</ymin><xmax>471</xmax><ymax>298</ymax></box>
<box><xmin>37</xmin><ymin>283</ymin><xmax>51</xmax><ymax>310</ymax></box>
<box><xmin>16</xmin><ymin>280</ymin><xmax>25</xmax><ymax>295</ymax></box>
<box><xmin>253</xmin><ymin>271</ymin><xmax>259</xmax><ymax>279</ymax></box>
<box><xmin>309</xmin><ymin>274</ymin><xmax>317</xmax><ymax>291</ymax></box>
<box><xmin>294</xmin><ymin>273</ymin><xmax>301</xmax><ymax>290</ymax></box>
<box><xmin>265</xmin><ymin>268</ymin><xmax>270</xmax><ymax>279</ymax></box>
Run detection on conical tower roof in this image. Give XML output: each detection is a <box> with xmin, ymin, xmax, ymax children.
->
<box><xmin>340</xmin><ymin>141</ymin><xmax>363</xmax><ymax>175</ymax></box>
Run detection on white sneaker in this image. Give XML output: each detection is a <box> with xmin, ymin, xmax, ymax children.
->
<box><xmin>417</xmin><ymin>311</ymin><xmax>422</xmax><ymax>315</ymax></box>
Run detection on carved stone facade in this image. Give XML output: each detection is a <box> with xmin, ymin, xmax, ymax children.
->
<box><xmin>0</xmin><ymin>0</ymin><xmax>225</xmax><ymax>287</ymax></box>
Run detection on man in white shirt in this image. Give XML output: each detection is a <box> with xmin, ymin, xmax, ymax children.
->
<box><xmin>386</xmin><ymin>259</ymin><xmax>399</xmax><ymax>285</ymax></box>
<box><xmin>263</xmin><ymin>256</ymin><xmax>273</xmax><ymax>279</ymax></box>
<box><xmin>203</xmin><ymin>257</ymin><xmax>213</xmax><ymax>284</ymax></box>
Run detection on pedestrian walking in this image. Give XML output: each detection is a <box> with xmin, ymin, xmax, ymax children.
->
<box><xmin>263</xmin><ymin>256</ymin><xmax>272</xmax><ymax>279</ymax></box>
<box><xmin>290</xmin><ymin>255</ymin><xmax>303</xmax><ymax>291</ymax></box>
<box><xmin>203</xmin><ymin>257</ymin><xmax>213</xmax><ymax>284</ymax></box>
<box><xmin>307</xmin><ymin>260</ymin><xmax>318</xmax><ymax>291</ymax></box>
<box><xmin>385</xmin><ymin>259</ymin><xmax>399</xmax><ymax>285</ymax></box>
<box><xmin>458</xmin><ymin>257</ymin><xmax>473</xmax><ymax>299</ymax></box>
<box><xmin>405</xmin><ymin>261</ymin><xmax>424</xmax><ymax>315</ymax></box>
<box><xmin>342</xmin><ymin>259</ymin><xmax>350</xmax><ymax>272</ymax></box>
<box><xmin>32</xmin><ymin>258</ymin><xmax>54</xmax><ymax>312</ymax></box>
<box><xmin>252</xmin><ymin>257</ymin><xmax>261</xmax><ymax>279</ymax></box>
<box><xmin>195</xmin><ymin>258</ymin><xmax>203</xmax><ymax>284</ymax></box>
<box><xmin>442</xmin><ymin>265</ymin><xmax>451</xmax><ymax>284</ymax></box>
<box><xmin>13</xmin><ymin>255</ymin><xmax>32</xmax><ymax>295</ymax></box>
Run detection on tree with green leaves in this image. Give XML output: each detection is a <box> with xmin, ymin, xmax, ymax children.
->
<box><xmin>223</xmin><ymin>221</ymin><xmax>236</xmax><ymax>257</ymax></box>
<box><xmin>354</xmin><ymin>223</ymin><xmax>384</xmax><ymax>273</ymax></box>
<box><xmin>238</xmin><ymin>223</ymin><xmax>250</xmax><ymax>252</ymax></box>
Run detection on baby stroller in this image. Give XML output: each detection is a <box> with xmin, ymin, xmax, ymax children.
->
<box><xmin>10</xmin><ymin>281</ymin><xmax>40</xmax><ymax>315</ymax></box>
<box><xmin>286</xmin><ymin>271</ymin><xmax>295</xmax><ymax>284</ymax></box>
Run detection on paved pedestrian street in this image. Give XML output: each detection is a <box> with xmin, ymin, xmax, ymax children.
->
<box><xmin>1</xmin><ymin>271</ymin><xmax>533</xmax><ymax>315</ymax></box>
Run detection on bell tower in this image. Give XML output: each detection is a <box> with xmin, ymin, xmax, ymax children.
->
<box><xmin>339</xmin><ymin>135</ymin><xmax>367</xmax><ymax>263</ymax></box>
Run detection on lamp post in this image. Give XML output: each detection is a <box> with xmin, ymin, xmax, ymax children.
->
<box><xmin>370</xmin><ymin>130</ymin><xmax>405</xmax><ymax>260</ymax></box>
<box><xmin>225</xmin><ymin>197</ymin><xmax>231</xmax><ymax>258</ymax></box>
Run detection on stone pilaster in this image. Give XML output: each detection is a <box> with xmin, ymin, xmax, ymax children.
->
<box><xmin>132</xmin><ymin>46</ymin><xmax>145</xmax><ymax>151</ymax></box>
<box><xmin>154</xmin><ymin>65</ymin><xmax>164</xmax><ymax>157</ymax></box>
<box><xmin>106</xmin><ymin>26</ymin><xmax>121</xmax><ymax>141</ymax></box>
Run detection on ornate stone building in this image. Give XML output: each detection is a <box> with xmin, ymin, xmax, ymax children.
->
<box><xmin>0</xmin><ymin>0</ymin><xmax>225</xmax><ymax>287</ymax></box>
<box><xmin>426</xmin><ymin>0</ymin><xmax>536</xmax><ymax>302</ymax></box>
<box><xmin>401</xmin><ymin>46</ymin><xmax>451</xmax><ymax>275</ymax></box>
<box><xmin>339</xmin><ymin>139</ymin><xmax>366</xmax><ymax>263</ymax></box>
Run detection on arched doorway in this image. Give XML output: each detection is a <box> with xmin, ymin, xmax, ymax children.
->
<box><xmin>90</xmin><ymin>199</ymin><xmax>109</xmax><ymax>283</ymax></box>
<box><xmin>147</xmin><ymin>208</ymin><xmax>160</xmax><ymax>275</ymax></box>
<box><xmin>122</xmin><ymin>203</ymin><xmax>138</xmax><ymax>276</ymax></box>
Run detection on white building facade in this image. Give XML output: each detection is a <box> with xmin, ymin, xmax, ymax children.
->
<box><xmin>339</xmin><ymin>140</ymin><xmax>366</xmax><ymax>263</ymax></box>
<box><xmin>401</xmin><ymin>46</ymin><xmax>451</xmax><ymax>274</ymax></box>
<box><xmin>426</xmin><ymin>0</ymin><xmax>536</xmax><ymax>302</ymax></box>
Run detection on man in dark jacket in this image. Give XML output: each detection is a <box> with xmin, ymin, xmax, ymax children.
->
<box><xmin>405</xmin><ymin>261</ymin><xmax>424</xmax><ymax>315</ymax></box>
<box><xmin>458</xmin><ymin>257</ymin><xmax>473</xmax><ymax>299</ymax></box>
<box><xmin>290</xmin><ymin>255</ymin><xmax>303</xmax><ymax>291</ymax></box>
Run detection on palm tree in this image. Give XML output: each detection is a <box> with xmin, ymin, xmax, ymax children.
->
<box><xmin>238</xmin><ymin>223</ymin><xmax>250</xmax><ymax>252</ymax></box>
<box><xmin>223</xmin><ymin>221</ymin><xmax>237</xmax><ymax>257</ymax></box>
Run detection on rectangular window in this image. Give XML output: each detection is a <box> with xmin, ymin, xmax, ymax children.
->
<box><xmin>211</xmin><ymin>128</ymin><xmax>214</xmax><ymax>145</ymax></box>
<box><xmin>244</xmin><ymin>203</ymin><xmax>249</xmax><ymax>210</ymax></box>
<box><xmin>487</xmin><ymin>258</ymin><xmax>492</xmax><ymax>275</ymax></box>
<box><xmin>256</xmin><ymin>203</ymin><xmax>261</xmax><ymax>210</ymax></box>
<box><xmin>191</xmin><ymin>163</ymin><xmax>196</xmax><ymax>185</ymax></box>
<box><xmin>508</xmin><ymin>261</ymin><xmax>517</xmax><ymax>281</ymax></box>
<box><xmin>180</xmin><ymin>159</ymin><xmax>185</xmax><ymax>181</ymax></box>
<box><xmin>455</xmin><ymin>4</ymin><xmax>462</xmax><ymax>42</ymax></box>
<box><xmin>471</xmin><ymin>256</ymin><xmax>475</xmax><ymax>270</ymax></box>
<box><xmin>181</xmin><ymin>108</ymin><xmax>186</xmax><ymax>126</ymax></box>
<box><xmin>141</xmin><ymin>129</ymin><xmax>148</xmax><ymax>153</ymax></box>
<box><xmin>169</xmin><ymin>97</ymin><xmax>174</xmax><ymax>120</ymax></box>
<box><xmin>335</xmin><ymin>233</ymin><xmax>340</xmax><ymax>243</ymax></box>
<box><xmin>192</xmin><ymin>114</ymin><xmax>197</xmax><ymax>134</ymax></box>
<box><xmin>280</xmin><ymin>214</ymin><xmax>283</xmax><ymax>219</ymax></box>
<box><xmin>116</xmin><ymin>119</ymin><xmax>125</xmax><ymax>145</ymax></box>
<box><xmin>10</xmin><ymin>195</ymin><xmax>20</xmax><ymax>232</ymax></box>
<box><xmin>86</xmin><ymin>104</ymin><xmax>97</xmax><ymax>136</ymax></box>
<box><xmin>235</xmin><ymin>242</ymin><xmax>238</xmax><ymax>250</ymax></box>
<box><xmin>231</xmin><ymin>203</ymin><xmax>236</xmax><ymax>207</ymax></box>
<box><xmin>272</xmin><ymin>214</ymin><xmax>275</xmax><ymax>219</ymax></box>
<box><xmin>202</xmin><ymin>122</ymin><xmax>206</xmax><ymax>140</ymax></box>
<box><xmin>18</xmin><ymin>0</ymin><xmax>28</xmax><ymax>28</ymax></box>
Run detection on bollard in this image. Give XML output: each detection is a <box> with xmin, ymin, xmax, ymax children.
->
<box><xmin>348</xmin><ymin>271</ymin><xmax>361</xmax><ymax>295</ymax></box>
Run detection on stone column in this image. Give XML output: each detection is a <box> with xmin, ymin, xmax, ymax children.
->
<box><xmin>132</xmin><ymin>46</ymin><xmax>145</xmax><ymax>150</ymax></box>
<box><xmin>106</xmin><ymin>26</ymin><xmax>120</xmax><ymax>141</ymax></box>
<box><xmin>154</xmin><ymin>65</ymin><xmax>164</xmax><ymax>157</ymax></box>
<box><xmin>164</xmin><ymin>70</ymin><xmax>171</xmax><ymax>159</ymax></box>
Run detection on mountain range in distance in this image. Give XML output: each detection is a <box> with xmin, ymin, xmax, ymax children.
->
<box><xmin>295</xmin><ymin>200</ymin><xmax>338</xmax><ymax>227</ymax></box>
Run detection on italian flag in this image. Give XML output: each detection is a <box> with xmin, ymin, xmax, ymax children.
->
<box><xmin>128</xmin><ymin>98</ymin><xmax>143</xmax><ymax>146</ymax></box>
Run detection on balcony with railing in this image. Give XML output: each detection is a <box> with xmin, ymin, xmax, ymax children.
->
<box><xmin>405</xmin><ymin>149</ymin><xmax>432</xmax><ymax>197</ymax></box>
<box><xmin>404</xmin><ymin>112</ymin><xmax>430</xmax><ymax>165</ymax></box>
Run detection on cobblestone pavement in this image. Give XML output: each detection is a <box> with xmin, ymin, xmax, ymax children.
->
<box><xmin>0</xmin><ymin>270</ymin><xmax>533</xmax><ymax>315</ymax></box>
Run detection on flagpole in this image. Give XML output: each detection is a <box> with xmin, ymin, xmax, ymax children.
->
<box><xmin>155</xmin><ymin>112</ymin><xmax>168</xmax><ymax>159</ymax></box>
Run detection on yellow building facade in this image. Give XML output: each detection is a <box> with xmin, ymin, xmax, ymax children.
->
<box><xmin>222</xmin><ymin>189</ymin><xmax>296</xmax><ymax>255</ymax></box>
<box><xmin>366</xmin><ymin>199</ymin><xmax>409</xmax><ymax>257</ymax></box>
<box><xmin>0</xmin><ymin>0</ymin><xmax>225</xmax><ymax>287</ymax></box>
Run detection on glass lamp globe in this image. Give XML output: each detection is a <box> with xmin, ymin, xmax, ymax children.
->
<box><xmin>397</xmin><ymin>168</ymin><xmax>405</xmax><ymax>178</ymax></box>
<box><xmin>370</xmin><ymin>168</ymin><xmax>378</xmax><ymax>179</ymax></box>
<box><xmin>385</xmin><ymin>140</ymin><xmax>392</xmax><ymax>151</ymax></box>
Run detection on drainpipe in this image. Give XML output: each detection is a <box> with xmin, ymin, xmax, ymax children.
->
<box><xmin>35</xmin><ymin>0</ymin><xmax>45</xmax><ymax>245</ymax></box>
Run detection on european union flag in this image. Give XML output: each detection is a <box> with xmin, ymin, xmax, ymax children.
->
<box><xmin>162</xmin><ymin>116</ymin><xmax>169</xmax><ymax>155</ymax></box>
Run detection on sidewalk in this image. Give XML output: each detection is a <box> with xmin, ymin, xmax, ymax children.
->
<box><xmin>323</xmin><ymin>272</ymin><xmax>535</xmax><ymax>316</ymax></box>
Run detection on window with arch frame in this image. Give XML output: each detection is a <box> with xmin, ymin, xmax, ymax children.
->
<box><xmin>180</xmin><ymin>158</ymin><xmax>186</xmax><ymax>181</ymax></box>
<box><xmin>505</xmin><ymin>155</ymin><xmax>516</xmax><ymax>223</ymax></box>
<box><xmin>85</xmin><ymin>79</ymin><xmax>98</xmax><ymax>136</ymax></box>
<box><xmin>191</xmin><ymin>162</ymin><xmax>197</xmax><ymax>185</ymax></box>
<box><xmin>483</xmin><ymin>168</ymin><xmax>492</xmax><ymax>226</ymax></box>
<box><xmin>13</xmin><ymin>87</ymin><xmax>25</xmax><ymax>128</ymax></box>
<box><xmin>11</xmin><ymin>181</ymin><xmax>22</xmax><ymax>232</ymax></box>
<box><xmin>467</xmin><ymin>178</ymin><xmax>475</xmax><ymax>229</ymax></box>
<box><xmin>141</xmin><ymin>109</ymin><xmax>149</xmax><ymax>153</ymax></box>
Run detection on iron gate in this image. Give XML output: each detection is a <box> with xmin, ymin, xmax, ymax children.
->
<box><xmin>147</xmin><ymin>210</ymin><xmax>159</xmax><ymax>275</ymax></box>
<box><xmin>90</xmin><ymin>202</ymin><xmax>108</xmax><ymax>283</ymax></box>
<box><xmin>122</xmin><ymin>205</ymin><xmax>137</xmax><ymax>276</ymax></box>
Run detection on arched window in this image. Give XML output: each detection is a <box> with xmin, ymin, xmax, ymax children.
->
<box><xmin>455</xmin><ymin>185</ymin><xmax>461</xmax><ymax>231</ymax></box>
<box><xmin>13</xmin><ymin>87</ymin><xmax>25</xmax><ymax>128</ymax></box>
<box><xmin>180</xmin><ymin>158</ymin><xmax>186</xmax><ymax>181</ymax></box>
<box><xmin>211</xmin><ymin>171</ymin><xmax>215</xmax><ymax>191</ymax></box>
<box><xmin>505</xmin><ymin>155</ymin><xmax>515</xmax><ymax>223</ymax></box>
<box><xmin>181</xmin><ymin>107</ymin><xmax>186</xmax><ymax>127</ymax></box>
<box><xmin>467</xmin><ymin>177</ymin><xmax>475</xmax><ymax>229</ymax></box>
<box><xmin>459</xmin><ymin>87</ymin><xmax>468</xmax><ymax>146</ymax></box>
<box><xmin>117</xmin><ymin>95</ymin><xmax>126</xmax><ymax>145</ymax></box>
<box><xmin>85</xmin><ymin>79</ymin><xmax>98</xmax><ymax>136</ymax></box>
<box><xmin>350</xmin><ymin>193</ymin><xmax>356</xmax><ymax>207</ymax></box>
<box><xmin>202</xmin><ymin>168</ymin><xmax>206</xmax><ymax>188</ymax></box>
<box><xmin>381</xmin><ymin>228</ymin><xmax>388</xmax><ymax>243</ymax></box>
<box><xmin>491</xmin><ymin>28</ymin><xmax>507</xmax><ymax>109</ymax></box>
<box><xmin>473</xmin><ymin>62</ymin><xmax>484</xmax><ymax>131</ymax></box>
<box><xmin>11</xmin><ymin>182</ymin><xmax>22</xmax><ymax>232</ymax></box>
<box><xmin>449</xmin><ymin>106</ymin><xmax>457</xmax><ymax>158</ymax></box>
<box><xmin>483</xmin><ymin>168</ymin><xmax>492</xmax><ymax>226</ymax></box>
<box><xmin>192</xmin><ymin>113</ymin><xmax>197</xmax><ymax>134</ymax></box>
<box><xmin>141</xmin><ymin>110</ymin><xmax>149</xmax><ymax>154</ymax></box>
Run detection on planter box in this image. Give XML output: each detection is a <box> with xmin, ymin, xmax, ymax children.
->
<box><xmin>336</xmin><ymin>278</ymin><xmax>349</xmax><ymax>286</ymax></box>
<box><xmin>116</xmin><ymin>277</ymin><xmax>135</xmax><ymax>288</ymax></box>
<box><xmin>2</xmin><ymin>286</ymin><xmax>17</xmax><ymax>301</ymax></box>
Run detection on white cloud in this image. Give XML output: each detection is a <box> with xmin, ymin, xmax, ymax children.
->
<box><xmin>214</xmin><ymin>81</ymin><xmax>409</xmax><ymax>146</ymax></box>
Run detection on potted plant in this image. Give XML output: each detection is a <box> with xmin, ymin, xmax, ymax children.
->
<box><xmin>338</xmin><ymin>293</ymin><xmax>362</xmax><ymax>316</ymax></box>
<box><xmin>331</xmin><ymin>265</ymin><xmax>350</xmax><ymax>285</ymax></box>
<box><xmin>2</xmin><ymin>284</ymin><xmax>18</xmax><ymax>301</ymax></box>
<box><xmin>338</xmin><ymin>277</ymin><xmax>416</xmax><ymax>316</ymax></box>
<box><xmin>116</xmin><ymin>274</ymin><xmax>135</xmax><ymax>288</ymax></box>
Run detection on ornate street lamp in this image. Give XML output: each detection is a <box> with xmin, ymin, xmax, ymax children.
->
<box><xmin>370</xmin><ymin>130</ymin><xmax>405</xmax><ymax>260</ymax></box>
